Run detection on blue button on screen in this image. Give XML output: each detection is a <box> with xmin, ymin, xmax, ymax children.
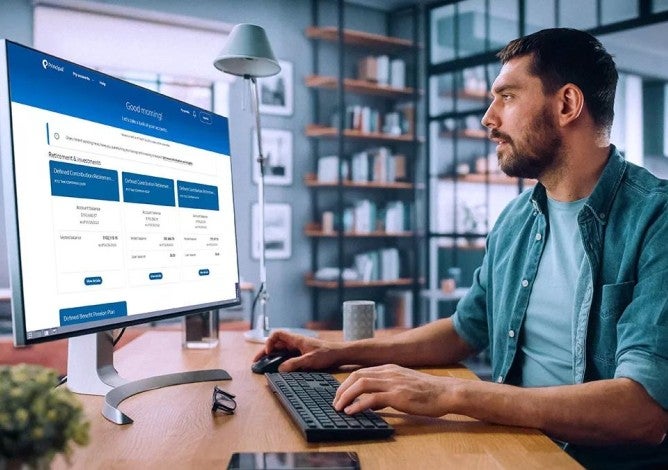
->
<box><xmin>84</xmin><ymin>276</ymin><xmax>103</xmax><ymax>286</ymax></box>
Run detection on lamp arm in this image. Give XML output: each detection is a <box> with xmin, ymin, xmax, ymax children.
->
<box><xmin>249</xmin><ymin>76</ymin><xmax>269</xmax><ymax>335</ymax></box>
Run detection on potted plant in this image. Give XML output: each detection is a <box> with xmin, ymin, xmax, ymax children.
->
<box><xmin>0</xmin><ymin>364</ymin><xmax>90</xmax><ymax>469</ymax></box>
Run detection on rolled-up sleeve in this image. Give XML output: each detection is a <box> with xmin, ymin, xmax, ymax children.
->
<box><xmin>452</xmin><ymin>252</ymin><xmax>491</xmax><ymax>353</ymax></box>
<box><xmin>614</xmin><ymin>202</ymin><xmax>668</xmax><ymax>409</ymax></box>
<box><xmin>615</xmin><ymin>330</ymin><xmax>668</xmax><ymax>409</ymax></box>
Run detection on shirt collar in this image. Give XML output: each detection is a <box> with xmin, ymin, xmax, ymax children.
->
<box><xmin>529</xmin><ymin>145</ymin><xmax>626</xmax><ymax>224</ymax></box>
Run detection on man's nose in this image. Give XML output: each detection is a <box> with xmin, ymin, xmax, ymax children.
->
<box><xmin>481</xmin><ymin>103</ymin><xmax>497</xmax><ymax>129</ymax></box>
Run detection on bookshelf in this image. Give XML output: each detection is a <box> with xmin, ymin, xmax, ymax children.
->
<box><xmin>305</xmin><ymin>1</ymin><xmax>423</xmax><ymax>328</ymax></box>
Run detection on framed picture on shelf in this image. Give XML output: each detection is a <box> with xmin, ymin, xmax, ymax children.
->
<box><xmin>252</xmin><ymin>128</ymin><xmax>293</xmax><ymax>186</ymax></box>
<box><xmin>258</xmin><ymin>59</ymin><xmax>293</xmax><ymax>116</ymax></box>
<box><xmin>252</xmin><ymin>202</ymin><xmax>292</xmax><ymax>260</ymax></box>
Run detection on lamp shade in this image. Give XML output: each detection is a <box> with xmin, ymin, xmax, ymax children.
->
<box><xmin>213</xmin><ymin>23</ymin><xmax>281</xmax><ymax>78</ymax></box>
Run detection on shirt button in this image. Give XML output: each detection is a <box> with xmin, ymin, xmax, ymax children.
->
<box><xmin>599</xmin><ymin>212</ymin><xmax>606</xmax><ymax>219</ymax></box>
<box><xmin>497</xmin><ymin>376</ymin><xmax>504</xmax><ymax>383</ymax></box>
<box><xmin>508</xmin><ymin>330</ymin><xmax>515</xmax><ymax>338</ymax></box>
<box><xmin>521</xmin><ymin>279</ymin><xmax>529</xmax><ymax>288</ymax></box>
<box><xmin>535</xmin><ymin>233</ymin><xmax>542</xmax><ymax>241</ymax></box>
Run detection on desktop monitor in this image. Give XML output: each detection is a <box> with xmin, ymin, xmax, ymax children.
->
<box><xmin>0</xmin><ymin>39</ymin><xmax>241</xmax><ymax>412</ymax></box>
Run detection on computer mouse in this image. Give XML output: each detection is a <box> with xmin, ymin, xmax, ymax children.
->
<box><xmin>251</xmin><ymin>349</ymin><xmax>300</xmax><ymax>374</ymax></box>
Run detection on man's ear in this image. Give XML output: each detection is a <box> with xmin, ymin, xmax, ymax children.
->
<box><xmin>556</xmin><ymin>83</ymin><xmax>584</xmax><ymax>127</ymax></box>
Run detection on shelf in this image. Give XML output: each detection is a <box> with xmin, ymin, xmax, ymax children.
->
<box><xmin>306</xmin><ymin>125</ymin><xmax>418</xmax><ymax>142</ymax></box>
<box><xmin>306</xmin><ymin>26</ymin><xmax>415</xmax><ymax>51</ymax></box>
<box><xmin>305</xmin><ymin>75</ymin><xmax>418</xmax><ymax>98</ymax></box>
<box><xmin>439</xmin><ymin>89</ymin><xmax>489</xmax><ymax>101</ymax></box>
<box><xmin>304</xmin><ymin>173</ymin><xmax>414</xmax><ymax>190</ymax></box>
<box><xmin>438</xmin><ymin>173</ymin><xmax>537</xmax><ymax>186</ymax></box>
<box><xmin>420</xmin><ymin>287</ymin><xmax>469</xmax><ymax>301</ymax></box>
<box><xmin>436</xmin><ymin>239</ymin><xmax>486</xmax><ymax>250</ymax></box>
<box><xmin>305</xmin><ymin>274</ymin><xmax>414</xmax><ymax>289</ymax></box>
<box><xmin>438</xmin><ymin>129</ymin><xmax>488</xmax><ymax>140</ymax></box>
<box><xmin>304</xmin><ymin>223</ymin><xmax>413</xmax><ymax>238</ymax></box>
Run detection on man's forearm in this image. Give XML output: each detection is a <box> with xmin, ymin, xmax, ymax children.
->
<box><xmin>451</xmin><ymin>377</ymin><xmax>667</xmax><ymax>446</ymax></box>
<box><xmin>334</xmin><ymin>318</ymin><xmax>474</xmax><ymax>368</ymax></box>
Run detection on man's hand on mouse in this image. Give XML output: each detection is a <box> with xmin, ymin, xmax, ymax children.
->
<box><xmin>253</xmin><ymin>330</ymin><xmax>343</xmax><ymax>372</ymax></box>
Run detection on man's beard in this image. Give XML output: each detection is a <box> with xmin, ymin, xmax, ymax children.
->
<box><xmin>491</xmin><ymin>108</ymin><xmax>562</xmax><ymax>179</ymax></box>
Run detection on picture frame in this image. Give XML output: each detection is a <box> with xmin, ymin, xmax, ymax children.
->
<box><xmin>252</xmin><ymin>128</ymin><xmax>293</xmax><ymax>186</ymax></box>
<box><xmin>258</xmin><ymin>60</ymin><xmax>293</xmax><ymax>116</ymax></box>
<box><xmin>251</xmin><ymin>202</ymin><xmax>292</xmax><ymax>260</ymax></box>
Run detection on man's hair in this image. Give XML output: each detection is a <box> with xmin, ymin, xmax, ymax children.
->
<box><xmin>498</xmin><ymin>28</ymin><xmax>618</xmax><ymax>131</ymax></box>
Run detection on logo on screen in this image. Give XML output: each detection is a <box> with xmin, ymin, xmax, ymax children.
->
<box><xmin>41</xmin><ymin>58</ymin><xmax>64</xmax><ymax>72</ymax></box>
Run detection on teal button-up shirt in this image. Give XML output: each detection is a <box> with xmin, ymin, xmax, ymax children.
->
<box><xmin>452</xmin><ymin>146</ymin><xmax>668</xmax><ymax>410</ymax></box>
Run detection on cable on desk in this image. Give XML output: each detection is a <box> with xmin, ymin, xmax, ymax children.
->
<box><xmin>249</xmin><ymin>282</ymin><xmax>263</xmax><ymax>331</ymax></box>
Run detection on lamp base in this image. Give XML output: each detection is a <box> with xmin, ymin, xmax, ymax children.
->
<box><xmin>243</xmin><ymin>327</ymin><xmax>318</xmax><ymax>343</ymax></box>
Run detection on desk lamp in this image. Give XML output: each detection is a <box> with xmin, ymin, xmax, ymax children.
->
<box><xmin>214</xmin><ymin>24</ymin><xmax>315</xmax><ymax>343</ymax></box>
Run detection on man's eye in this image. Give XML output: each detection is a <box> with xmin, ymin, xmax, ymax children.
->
<box><xmin>501</xmin><ymin>94</ymin><xmax>512</xmax><ymax>101</ymax></box>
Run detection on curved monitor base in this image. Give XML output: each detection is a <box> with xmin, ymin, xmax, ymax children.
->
<box><xmin>66</xmin><ymin>331</ymin><xmax>231</xmax><ymax>424</ymax></box>
<box><xmin>103</xmin><ymin>369</ymin><xmax>231</xmax><ymax>424</ymax></box>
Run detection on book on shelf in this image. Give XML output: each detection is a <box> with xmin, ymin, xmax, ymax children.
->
<box><xmin>375</xmin><ymin>302</ymin><xmax>388</xmax><ymax>329</ymax></box>
<box><xmin>393</xmin><ymin>154</ymin><xmax>407</xmax><ymax>181</ymax></box>
<box><xmin>382</xmin><ymin>111</ymin><xmax>403</xmax><ymax>135</ymax></box>
<box><xmin>371</xmin><ymin>147</ymin><xmax>391</xmax><ymax>182</ymax></box>
<box><xmin>354</xmin><ymin>247</ymin><xmax>400</xmax><ymax>282</ymax></box>
<box><xmin>350</xmin><ymin>147</ymin><xmax>407</xmax><ymax>183</ymax></box>
<box><xmin>353</xmin><ymin>199</ymin><xmax>377</xmax><ymax>233</ymax></box>
<box><xmin>350</xmin><ymin>150</ymin><xmax>370</xmax><ymax>182</ymax></box>
<box><xmin>323</xmin><ymin>199</ymin><xmax>410</xmax><ymax>234</ymax></box>
<box><xmin>342</xmin><ymin>207</ymin><xmax>354</xmax><ymax>232</ymax></box>
<box><xmin>317</xmin><ymin>155</ymin><xmax>348</xmax><ymax>182</ymax></box>
<box><xmin>313</xmin><ymin>267</ymin><xmax>359</xmax><ymax>281</ymax></box>
<box><xmin>357</xmin><ymin>55</ymin><xmax>377</xmax><ymax>82</ymax></box>
<box><xmin>376</xmin><ymin>55</ymin><xmax>390</xmax><ymax>85</ymax></box>
<box><xmin>357</xmin><ymin>55</ymin><xmax>405</xmax><ymax>90</ymax></box>
<box><xmin>390</xmin><ymin>58</ymin><xmax>406</xmax><ymax>89</ymax></box>
<box><xmin>396</xmin><ymin>102</ymin><xmax>415</xmax><ymax>135</ymax></box>
<box><xmin>345</xmin><ymin>105</ymin><xmax>382</xmax><ymax>133</ymax></box>
<box><xmin>333</xmin><ymin>105</ymin><xmax>414</xmax><ymax>136</ymax></box>
<box><xmin>385</xmin><ymin>289</ymin><xmax>413</xmax><ymax>328</ymax></box>
<box><xmin>384</xmin><ymin>200</ymin><xmax>410</xmax><ymax>232</ymax></box>
<box><xmin>380</xmin><ymin>247</ymin><xmax>400</xmax><ymax>280</ymax></box>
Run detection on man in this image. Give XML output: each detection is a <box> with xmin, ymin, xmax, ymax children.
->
<box><xmin>257</xmin><ymin>28</ymin><xmax>667</xmax><ymax>466</ymax></box>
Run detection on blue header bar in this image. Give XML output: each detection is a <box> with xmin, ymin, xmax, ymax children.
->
<box><xmin>5</xmin><ymin>41</ymin><xmax>230</xmax><ymax>155</ymax></box>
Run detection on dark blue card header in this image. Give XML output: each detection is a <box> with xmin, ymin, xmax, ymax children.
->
<box><xmin>6</xmin><ymin>41</ymin><xmax>230</xmax><ymax>155</ymax></box>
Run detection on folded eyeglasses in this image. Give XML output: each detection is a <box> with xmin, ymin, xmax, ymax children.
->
<box><xmin>211</xmin><ymin>385</ymin><xmax>236</xmax><ymax>415</ymax></box>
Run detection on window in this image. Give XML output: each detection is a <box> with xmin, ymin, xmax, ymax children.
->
<box><xmin>33</xmin><ymin>1</ymin><xmax>232</xmax><ymax>115</ymax></box>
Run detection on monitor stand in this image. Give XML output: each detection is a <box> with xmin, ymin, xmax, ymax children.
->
<box><xmin>66</xmin><ymin>331</ymin><xmax>231</xmax><ymax>425</ymax></box>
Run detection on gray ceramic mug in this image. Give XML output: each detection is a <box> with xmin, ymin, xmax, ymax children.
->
<box><xmin>343</xmin><ymin>300</ymin><xmax>375</xmax><ymax>341</ymax></box>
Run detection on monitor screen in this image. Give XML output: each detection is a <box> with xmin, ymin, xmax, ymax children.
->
<box><xmin>0</xmin><ymin>39</ymin><xmax>241</xmax><ymax>347</ymax></box>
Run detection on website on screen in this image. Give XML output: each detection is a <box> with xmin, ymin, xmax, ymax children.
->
<box><xmin>6</xmin><ymin>42</ymin><xmax>238</xmax><ymax>338</ymax></box>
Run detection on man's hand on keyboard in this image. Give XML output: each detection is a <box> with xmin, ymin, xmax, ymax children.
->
<box><xmin>254</xmin><ymin>330</ymin><xmax>343</xmax><ymax>372</ymax></box>
<box><xmin>332</xmin><ymin>364</ymin><xmax>455</xmax><ymax>417</ymax></box>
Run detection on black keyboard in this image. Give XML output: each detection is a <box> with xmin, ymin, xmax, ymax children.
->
<box><xmin>265</xmin><ymin>372</ymin><xmax>394</xmax><ymax>442</ymax></box>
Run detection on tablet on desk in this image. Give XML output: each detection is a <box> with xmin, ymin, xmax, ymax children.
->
<box><xmin>227</xmin><ymin>452</ymin><xmax>360</xmax><ymax>470</ymax></box>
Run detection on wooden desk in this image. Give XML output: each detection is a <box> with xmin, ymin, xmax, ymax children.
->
<box><xmin>54</xmin><ymin>331</ymin><xmax>581</xmax><ymax>469</ymax></box>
